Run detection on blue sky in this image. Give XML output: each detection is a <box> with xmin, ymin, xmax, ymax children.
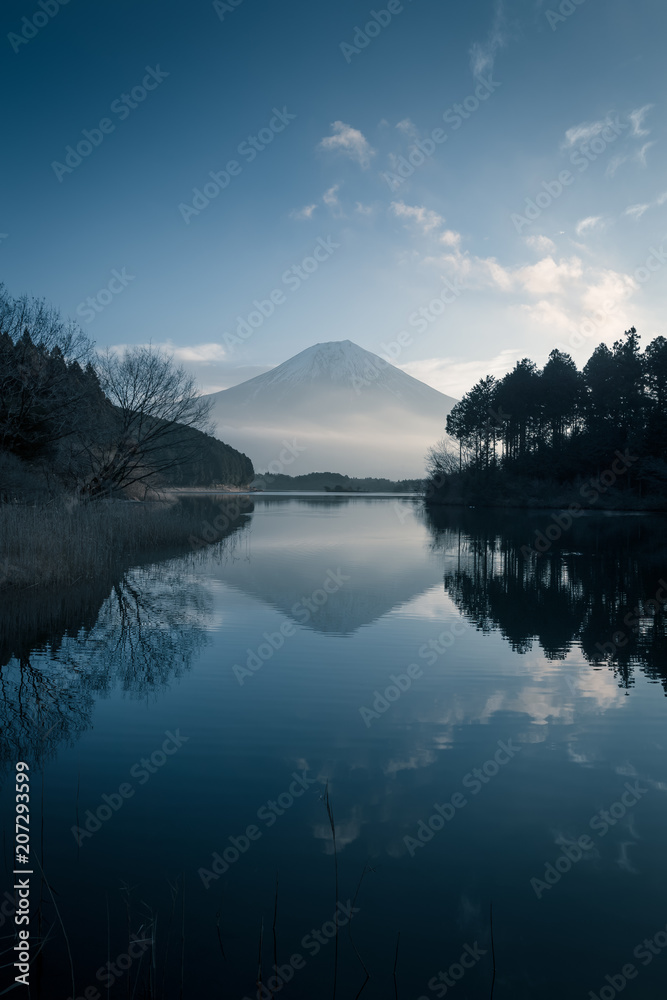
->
<box><xmin>1</xmin><ymin>0</ymin><xmax>665</xmax><ymax>397</ymax></box>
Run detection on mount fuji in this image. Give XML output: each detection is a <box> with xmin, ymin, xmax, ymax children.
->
<box><xmin>205</xmin><ymin>340</ymin><xmax>457</xmax><ymax>478</ymax></box>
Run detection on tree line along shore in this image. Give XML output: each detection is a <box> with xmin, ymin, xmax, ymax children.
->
<box><xmin>425</xmin><ymin>328</ymin><xmax>667</xmax><ymax>511</ymax></box>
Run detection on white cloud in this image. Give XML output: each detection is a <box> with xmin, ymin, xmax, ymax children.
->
<box><xmin>512</xmin><ymin>256</ymin><xmax>584</xmax><ymax>296</ymax></box>
<box><xmin>390</xmin><ymin>200</ymin><xmax>462</xmax><ymax>247</ymax></box>
<box><xmin>440</xmin><ymin>229</ymin><xmax>461</xmax><ymax>248</ymax></box>
<box><xmin>618</xmin><ymin>191</ymin><xmax>667</xmax><ymax>221</ymax></box>
<box><xmin>563</xmin><ymin>119</ymin><xmax>609</xmax><ymax>149</ymax></box>
<box><xmin>396</xmin><ymin>117</ymin><xmax>418</xmax><ymax>137</ymax></box>
<box><xmin>605</xmin><ymin>153</ymin><xmax>628</xmax><ymax>178</ymax></box>
<box><xmin>419</xmin><ymin>238</ymin><xmax>638</xmax><ymax>354</ymax></box>
<box><xmin>432</xmin><ymin>248</ymin><xmax>584</xmax><ymax>298</ymax></box>
<box><xmin>517</xmin><ymin>267</ymin><xmax>636</xmax><ymax>347</ymax></box>
<box><xmin>318</xmin><ymin>121</ymin><xmax>375</xmax><ymax>169</ymax></box>
<box><xmin>389</xmin><ymin>199</ymin><xmax>641</xmax><ymax>365</ymax></box>
<box><xmin>291</xmin><ymin>203</ymin><xmax>317</xmax><ymax>221</ymax></box>
<box><xmin>469</xmin><ymin>0</ymin><xmax>507</xmax><ymax>78</ymax></box>
<box><xmin>323</xmin><ymin>184</ymin><xmax>341</xmax><ymax>209</ymax></box>
<box><xmin>167</xmin><ymin>342</ymin><xmax>228</xmax><ymax>364</ymax></box>
<box><xmin>624</xmin><ymin>203</ymin><xmax>650</xmax><ymax>221</ymax></box>
<box><xmin>391</xmin><ymin>200</ymin><xmax>445</xmax><ymax>234</ymax></box>
<box><xmin>579</xmin><ymin>269</ymin><xmax>636</xmax><ymax>318</ymax></box>
<box><xmin>575</xmin><ymin>216</ymin><xmax>603</xmax><ymax>237</ymax></box>
<box><xmin>292</xmin><ymin>185</ymin><xmax>348</xmax><ymax>220</ymax></box>
<box><xmin>109</xmin><ymin>340</ymin><xmax>228</xmax><ymax>365</ymax></box>
<box><xmin>354</xmin><ymin>201</ymin><xmax>373</xmax><ymax>215</ymax></box>
<box><xmin>636</xmin><ymin>140</ymin><xmax>655</xmax><ymax>167</ymax></box>
<box><xmin>566</xmin><ymin>107</ymin><xmax>653</xmax><ymax>177</ymax></box>
<box><xmin>562</xmin><ymin>111</ymin><xmax>640</xmax><ymax>151</ymax></box>
<box><xmin>398</xmin><ymin>349</ymin><xmax>522</xmax><ymax>398</ymax></box>
<box><xmin>322</xmin><ymin>184</ymin><xmax>345</xmax><ymax>218</ymax></box>
<box><xmin>390</xmin><ymin>201</ymin><xmax>461</xmax><ymax>248</ymax></box>
<box><xmin>526</xmin><ymin>234</ymin><xmax>557</xmax><ymax>254</ymax></box>
<box><xmin>629</xmin><ymin>104</ymin><xmax>653</xmax><ymax>137</ymax></box>
<box><xmin>519</xmin><ymin>299</ymin><xmax>575</xmax><ymax>331</ymax></box>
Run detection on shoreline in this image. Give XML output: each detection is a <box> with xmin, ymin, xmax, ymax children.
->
<box><xmin>424</xmin><ymin>497</ymin><xmax>667</xmax><ymax>513</ymax></box>
<box><xmin>0</xmin><ymin>495</ymin><xmax>251</xmax><ymax>591</ymax></box>
<box><xmin>167</xmin><ymin>488</ymin><xmax>424</xmax><ymax>497</ymax></box>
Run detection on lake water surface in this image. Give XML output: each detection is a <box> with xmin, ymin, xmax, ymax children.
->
<box><xmin>3</xmin><ymin>496</ymin><xmax>667</xmax><ymax>999</ymax></box>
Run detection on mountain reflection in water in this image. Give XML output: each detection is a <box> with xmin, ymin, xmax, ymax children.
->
<box><xmin>2</xmin><ymin>498</ymin><xmax>667</xmax><ymax>999</ymax></box>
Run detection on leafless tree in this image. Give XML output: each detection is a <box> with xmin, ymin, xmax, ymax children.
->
<box><xmin>0</xmin><ymin>284</ymin><xmax>90</xmax><ymax>362</ymax></box>
<box><xmin>425</xmin><ymin>438</ymin><xmax>464</xmax><ymax>479</ymax></box>
<box><xmin>82</xmin><ymin>345</ymin><xmax>213</xmax><ymax>496</ymax></box>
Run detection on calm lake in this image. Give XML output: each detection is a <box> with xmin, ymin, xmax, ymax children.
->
<box><xmin>3</xmin><ymin>496</ymin><xmax>667</xmax><ymax>999</ymax></box>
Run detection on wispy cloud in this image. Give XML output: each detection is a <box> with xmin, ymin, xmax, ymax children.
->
<box><xmin>605</xmin><ymin>153</ymin><xmax>628</xmax><ymax>178</ymax></box>
<box><xmin>469</xmin><ymin>0</ymin><xmax>507</xmax><ymax>78</ymax></box>
<box><xmin>575</xmin><ymin>216</ymin><xmax>604</xmax><ymax>237</ymax></box>
<box><xmin>396</xmin><ymin>118</ymin><xmax>418</xmax><ymax>137</ymax></box>
<box><xmin>393</xmin><ymin>199</ymin><xmax>636</xmax><ymax>347</ymax></box>
<box><xmin>440</xmin><ymin>230</ymin><xmax>461</xmax><ymax>248</ymax></box>
<box><xmin>109</xmin><ymin>341</ymin><xmax>228</xmax><ymax>365</ymax></box>
<box><xmin>398</xmin><ymin>349</ymin><xmax>522</xmax><ymax>398</ymax></box>
<box><xmin>291</xmin><ymin>203</ymin><xmax>317</xmax><ymax>221</ymax></box>
<box><xmin>416</xmin><ymin>232</ymin><xmax>638</xmax><ymax>353</ymax></box>
<box><xmin>323</xmin><ymin>184</ymin><xmax>341</xmax><ymax>210</ymax></box>
<box><xmin>318</xmin><ymin>121</ymin><xmax>375</xmax><ymax>168</ymax></box>
<box><xmin>512</xmin><ymin>256</ymin><xmax>584</xmax><ymax>296</ymax></box>
<box><xmin>636</xmin><ymin>140</ymin><xmax>655</xmax><ymax>167</ymax></box>
<box><xmin>322</xmin><ymin>184</ymin><xmax>345</xmax><ymax>218</ymax></box>
<box><xmin>624</xmin><ymin>203</ymin><xmax>650</xmax><ymax>221</ymax></box>
<box><xmin>168</xmin><ymin>342</ymin><xmax>228</xmax><ymax>364</ymax></box>
<box><xmin>390</xmin><ymin>201</ymin><xmax>461</xmax><ymax>249</ymax></box>
<box><xmin>526</xmin><ymin>234</ymin><xmax>557</xmax><ymax>254</ymax></box>
<box><xmin>618</xmin><ymin>191</ymin><xmax>667</xmax><ymax>221</ymax></box>
<box><xmin>564</xmin><ymin>106</ymin><xmax>654</xmax><ymax>176</ymax></box>
<box><xmin>629</xmin><ymin>104</ymin><xmax>653</xmax><ymax>136</ymax></box>
<box><xmin>292</xmin><ymin>185</ymin><xmax>346</xmax><ymax>220</ymax></box>
<box><xmin>562</xmin><ymin>117</ymin><xmax>612</xmax><ymax>149</ymax></box>
<box><xmin>391</xmin><ymin>201</ymin><xmax>444</xmax><ymax>233</ymax></box>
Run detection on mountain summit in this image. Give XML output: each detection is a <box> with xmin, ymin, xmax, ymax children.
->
<box><xmin>206</xmin><ymin>340</ymin><xmax>456</xmax><ymax>478</ymax></box>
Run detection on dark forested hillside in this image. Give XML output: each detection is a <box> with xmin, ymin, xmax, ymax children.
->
<box><xmin>427</xmin><ymin>328</ymin><xmax>667</xmax><ymax>509</ymax></box>
<box><xmin>0</xmin><ymin>288</ymin><xmax>253</xmax><ymax>499</ymax></box>
<box><xmin>153</xmin><ymin>424</ymin><xmax>254</xmax><ymax>487</ymax></box>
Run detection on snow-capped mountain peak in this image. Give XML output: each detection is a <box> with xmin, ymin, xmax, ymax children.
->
<box><xmin>205</xmin><ymin>340</ymin><xmax>456</xmax><ymax>478</ymax></box>
<box><xmin>218</xmin><ymin>340</ymin><xmax>450</xmax><ymax>404</ymax></box>
<box><xmin>257</xmin><ymin>340</ymin><xmax>381</xmax><ymax>385</ymax></box>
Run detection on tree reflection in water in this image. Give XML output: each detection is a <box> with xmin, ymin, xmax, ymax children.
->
<box><xmin>423</xmin><ymin>506</ymin><xmax>667</xmax><ymax>692</ymax></box>
<box><xmin>0</xmin><ymin>498</ymin><xmax>252</xmax><ymax>768</ymax></box>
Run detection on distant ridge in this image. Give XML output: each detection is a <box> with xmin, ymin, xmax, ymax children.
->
<box><xmin>251</xmin><ymin>471</ymin><xmax>423</xmax><ymax>492</ymax></box>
